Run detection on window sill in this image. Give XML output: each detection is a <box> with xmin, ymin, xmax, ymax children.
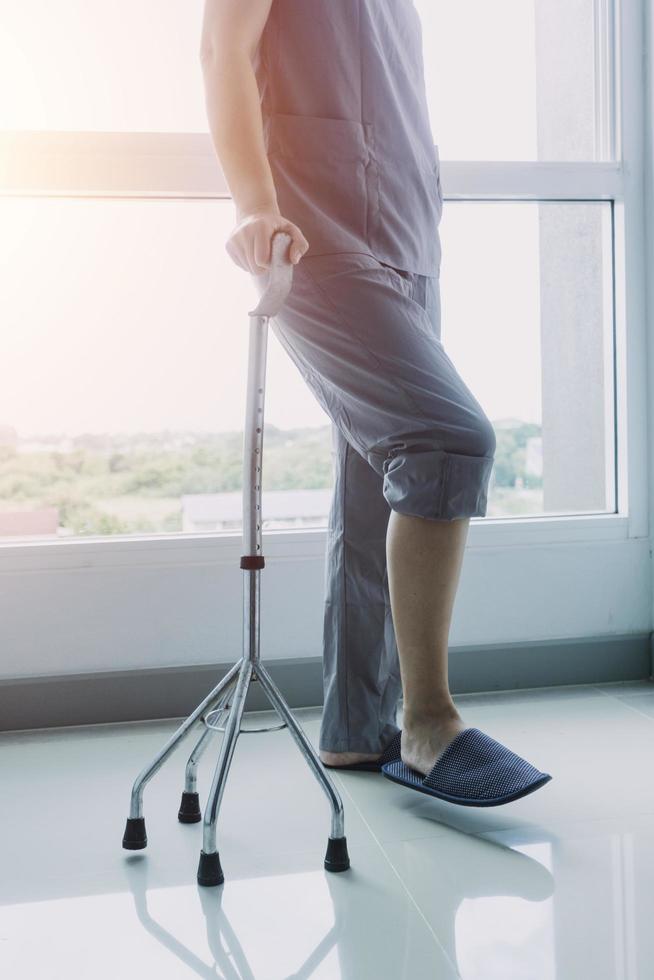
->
<box><xmin>0</xmin><ymin>512</ymin><xmax>633</xmax><ymax>573</ymax></box>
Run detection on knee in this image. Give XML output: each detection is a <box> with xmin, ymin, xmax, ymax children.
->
<box><xmin>472</xmin><ymin>415</ymin><xmax>496</xmax><ymax>459</ymax></box>
<box><xmin>381</xmin><ymin>420</ymin><xmax>496</xmax><ymax>522</ymax></box>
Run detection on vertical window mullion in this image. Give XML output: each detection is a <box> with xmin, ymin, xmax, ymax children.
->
<box><xmin>593</xmin><ymin>0</ymin><xmax>620</xmax><ymax>161</ymax></box>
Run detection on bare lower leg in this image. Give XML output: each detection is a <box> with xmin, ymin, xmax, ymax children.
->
<box><xmin>320</xmin><ymin>510</ymin><xmax>470</xmax><ymax>770</ymax></box>
<box><xmin>388</xmin><ymin>510</ymin><xmax>470</xmax><ymax>774</ymax></box>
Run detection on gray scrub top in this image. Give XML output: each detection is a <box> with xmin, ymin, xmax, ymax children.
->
<box><xmin>254</xmin><ymin>0</ymin><xmax>443</xmax><ymax>277</ymax></box>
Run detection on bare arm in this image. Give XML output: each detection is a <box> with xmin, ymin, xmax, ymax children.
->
<box><xmin>199</xmin><ymin>0</ymin><xmax>309</xmax><ymax>274</ymax></box>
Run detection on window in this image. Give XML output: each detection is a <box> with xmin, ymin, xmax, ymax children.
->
<box><xmin>417</xmin><ymin>0</ymin><xmax>616</xmax><ymax>161</ymax></box>
<box><xmin>417</xmin><ymin>0</ymin><xmax>620</xmax><ymax>519</ymax></box>
<box><xmin>0</xmin><ymin>0</ymin><xmax>207</xmax><ymax>133</ymax></box>
<box><xmin>0</xmin><ymin>1</ymin><xmax>628</xmax><ymax>543</ymax></box>
<box><xmin>0</xmin><ymin>196</ymin><xmax>332</xmax><ymax>538</ymax></box>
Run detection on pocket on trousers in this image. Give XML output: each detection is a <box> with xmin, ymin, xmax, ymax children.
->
<box><xmin>378</xmin><ymin>261</ymin><xmax>414</xmax><ymax>297</ymax></box>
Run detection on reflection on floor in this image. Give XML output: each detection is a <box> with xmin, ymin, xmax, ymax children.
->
<box><xmin>3</xmin><ymin>681</ymin><xmax>654</xmax><ymax>979</ymax></box>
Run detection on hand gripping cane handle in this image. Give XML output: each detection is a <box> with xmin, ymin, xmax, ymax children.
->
<box><xmin>248</xmin><ymin>231</ymin><xmax>294</xmax><ymax>318</ymax></box>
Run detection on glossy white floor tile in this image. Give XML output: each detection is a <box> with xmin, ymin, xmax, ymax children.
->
<box><xmin>2</xmin><ymin>682</ymin><xmax>654</xmax><ymax>978</ymax></box>
<box><xmin>1</xmin><ymin>843</ymin><xmax>457</xmax><ymax>980</ymax></box>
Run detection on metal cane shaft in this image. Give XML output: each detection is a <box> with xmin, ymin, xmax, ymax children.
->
<box><xmin>242</xmin><ymin>313</ymin><xmax>268</xmax><ymax>562</ymax></box>
<box><xmin>202</xmin><ymin>658</ymin><xmax>254</xmax><ymax>855</ymax></box>
<box><xmin>128</xmin><ymin>658</ymin><xmax>242</xmax><ymax>819</ymax></box>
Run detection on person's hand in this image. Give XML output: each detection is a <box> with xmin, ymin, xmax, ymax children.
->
<box><xmin>226</xmin><ymin>205</ymin><xmax>309</xmax><ymax>275</ymax></box>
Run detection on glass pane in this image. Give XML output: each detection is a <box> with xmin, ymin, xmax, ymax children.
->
<box><xmin>439</xmin><ymin>200</ymin><xmax>615</xmax><ymax>517</ymax></box>
<box><xmin>1</xmin><ymin>1</ymin><xmax>610</xmax><ymax>161</ymax></box>
<box><xmin>0</xmin><ymin>0</ymin><xmax>207</xmax><ymax>132</ymax></box>
<box><xmin>418</xmin><ymin>0</ymin><xmax>606</xmax><ymax>161</ymax></box>
<box><xmin>0</xmin><ymin>197</ymin><xmax>334</xmax><ymax>539</ymax></box>
<box><xmin>0</xmin><ymin>197</ymin><xmax>614</xmax><ymax>541</ymax></box>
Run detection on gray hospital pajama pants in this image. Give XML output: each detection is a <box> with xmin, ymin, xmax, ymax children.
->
<box><xmin>253</xmin><ymin>251</ymin><xmax>496</xmax><ymax>754</ymax></box>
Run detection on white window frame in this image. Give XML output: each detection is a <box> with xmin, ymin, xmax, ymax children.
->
<box><xmin>0</xmin><ymin>0</ymin><xmax>648</xmax><ymax>579</ymax></box>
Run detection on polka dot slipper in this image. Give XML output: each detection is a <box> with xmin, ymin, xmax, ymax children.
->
<box><xmin>381</xmin><ymin>727</ymin><xmax>552</xmax><ymax>807</ymax></box>
<box><xmin>322</xmin><ymin>729</ymin><xmax>403</xmax><ymax>772</ymax></box>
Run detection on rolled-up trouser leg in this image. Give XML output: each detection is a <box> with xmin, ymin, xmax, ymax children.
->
<box><xmin>250</xmin><ymin>251</ymin><xmax>496</xmax><ymax>751</ymax></box>
<box><xmin>258</xmin><ymin>251</ymin><xmax>496</xmax><ymax>519</ymax></box>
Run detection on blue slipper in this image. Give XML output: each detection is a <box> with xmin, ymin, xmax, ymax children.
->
<box><xmin>381</xmin><ymin>727</ymin><xmax>552</xmax><ymax>807</ymax></box>
<box><xmin>322</xmin><ymin>729</ymin><xmax>403</xmax><ymax>772</ymax></box>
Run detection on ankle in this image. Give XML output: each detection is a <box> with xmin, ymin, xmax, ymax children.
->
<box><xmin>403</xmin><ymin>699</ymin><xmax>461</xmax><ymax>731</ymax></box>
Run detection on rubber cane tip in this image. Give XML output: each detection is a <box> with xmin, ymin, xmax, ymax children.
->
<box><xmin>197</xmin><ymin>850</ymin><xmax>224</xmax><ymax>887</ymax></box>
<box><xmin>178</xmin><ymin>791</ymin><xmax>202</xmax><ymax>824</ymax></box>
<box><xmin>324</xmin><ymin>836</ymin><xmax>350</xmax><ymax>873</ymax></box>
<box><xmin>122</xmin><ymin>817</ymin><xmax>147</xmax><ymax>850</ymax></box>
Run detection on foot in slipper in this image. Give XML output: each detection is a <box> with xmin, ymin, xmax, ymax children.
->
<box><xmin>321</xmin><ymin>729</ymin><xmax>403</xmax><ymax>772</ymax></box>
<box><xmin>381</xmin><ymin>727</ymin><xmax>552</xmax><ymax>807</ymax></box>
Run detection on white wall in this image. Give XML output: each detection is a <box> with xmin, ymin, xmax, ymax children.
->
<box><xmin>0</xmin><ymin>522</ymin><xmax>648</xmax><ymax>679</ymax></box>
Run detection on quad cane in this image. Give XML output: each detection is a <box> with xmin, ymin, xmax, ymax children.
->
<box><xmin>121</xmin><ymin>231</ymin><xmax>350</xmax><ymax>886</ymax></box>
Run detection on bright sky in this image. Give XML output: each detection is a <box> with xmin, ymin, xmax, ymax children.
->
<box><xmin>0</xmin><ymin>1</ymin><xmax>598</xmax><ymax>438</ymax></box>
